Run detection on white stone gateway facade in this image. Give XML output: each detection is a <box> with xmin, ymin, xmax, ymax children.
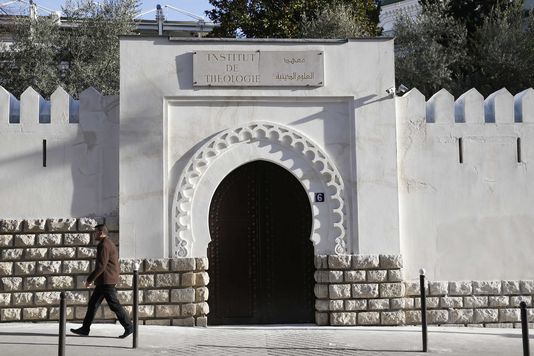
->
<box><xmin>119</xmin><ymin>38</ymin><xmax>400</xmax><ymax>261</ymax></box>
<box><xmin>0</xmin><ymin>37</ymin><xmax>533</xmax><ymax>326</ymax></box>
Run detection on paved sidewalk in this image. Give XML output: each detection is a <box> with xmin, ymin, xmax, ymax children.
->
<box><xmin>0</xmin><ymin>322</ymin><xmax>530</xmax><ymax>355</ymax></box>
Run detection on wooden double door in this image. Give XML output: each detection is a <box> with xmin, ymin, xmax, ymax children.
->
<box><xmin>208</xmin><ymin>160</ymin><xmax>314</xmax><ymax>325</ymax></box>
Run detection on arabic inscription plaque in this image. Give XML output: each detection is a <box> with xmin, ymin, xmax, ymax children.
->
<box><xmin>193</xmin><ymin>50</ymin><xmax>324</xmax><ymax>87</ymax></box>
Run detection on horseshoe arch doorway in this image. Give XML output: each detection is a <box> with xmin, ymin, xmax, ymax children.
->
<box><xmin>207</xmin><ymin>160</ymin><xmax>315</xmax><ymax>325</ymax></box>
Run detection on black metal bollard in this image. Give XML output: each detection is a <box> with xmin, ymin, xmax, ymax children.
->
<box><xmin>58</xmin><ymin>291</ymin><xmax>66</xmax><ymax>356</ymax></box>
<box><xmin>419</xmin><ymin>269</ymin><xmax>428</xmax><ymax>353</ymax></box>
<box><xmin>520</xmin><ymin>301</ymin><xmax>530</xmax><ymax>356</ymax></box>
<box><xmin>133</xmin><ymin>263</ymin><xmax>139</xmax><ymax>349</ymax></box>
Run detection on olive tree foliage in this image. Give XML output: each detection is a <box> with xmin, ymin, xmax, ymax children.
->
<box><xmin>0</xmin><ymin>0</ymin><xmax>139</xmax><ymax>98</ymax></box>
<box><xmin>299</xmin><ymin>2</ymin><xmax>381</xmax><ymax>38</ymax></box>
<box><xmin>420</xmin><ymin>0</ymin><xmax>511</xmax><ymax>36</ymax></box>
<box><xmin>469</xmin><ymin>2</ymin><xmax>534</xmax><ymax>96</ymax></box>
<box><xmin>394</xmin><ymin>2</ymin><xmax>468</xmax><ymax>97</ymax></box>
<box><xmin>394</xmin><ymin>0</ymin><xmax>534</xmax><ymax>98</ymax></box>
<box><xmin>0</xmin><ymin>15</ymin><xmax>63</xmax><ymax>98</ymax></box>
<box><xmin>206</xmin><ymin>0</ymin><xmax>381</xmax><ymax>38</ymax></box>
<box><xmin>60</xmin><ymin>0</ymin><xmax>139</xmax><ymax>96</ymax></box>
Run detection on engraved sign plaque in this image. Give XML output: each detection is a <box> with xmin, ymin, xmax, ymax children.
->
<box><xmin>193</xmin><ymin>50</ymin><xmax>324</xmax><ymax>87</ymax></box>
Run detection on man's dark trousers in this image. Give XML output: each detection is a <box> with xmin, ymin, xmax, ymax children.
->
<box><xmin>82</xmin><ymin>284</ymin><xmax>132</xmax><ymax>331</ymax></box>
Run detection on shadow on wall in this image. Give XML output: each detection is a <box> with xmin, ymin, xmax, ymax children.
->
<box><xmin>164</xmin><ymin>92</ymin><xmax>395</xmax><ymax>256</ymax></box>
<box><xmin>167</xmin><ymin>132</ymin><xmax>219</xmax><ymax>256</ymax></box>
<box><xmin>289</xmin><ymin>93</ymin><xmax>394</xmax><ymax>253</ymax></box>
<box><xmin>0</xmin><ymin>86</ymin><xmax>120</xmax><ymax>219</ymax></box>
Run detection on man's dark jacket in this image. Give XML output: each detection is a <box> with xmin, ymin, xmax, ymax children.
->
<box><xmin>87</xmin><ymin>237</ymin><xmax>120</xmax><ymax>285</ymax></box>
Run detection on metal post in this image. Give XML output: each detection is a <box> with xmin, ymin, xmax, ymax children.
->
<box><xmin>520</xmin><ymin>301</ymin><xmax>530</xmax><ymax>356</ymax></box>
<box><xmin>58</xmin><ymin>291</ymin><xmax>66</xmax><ymax>356</ymax></box>
<box><xmin>419</xmin><ymin>268</ymin><xmax>428</xmax><ymax>353</ymax></box>
<box><xmin>133</xmin><ymin>263</ymin><xmax>139</xmax><ymax>349</ymax></box>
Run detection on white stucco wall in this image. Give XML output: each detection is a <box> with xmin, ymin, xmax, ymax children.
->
<box><xmin>119</xmin><ymin>37</ymin><xmax>400</xmax><ymax>258</ymax></box>
<box><xmin>0</xmin><ymin>86</ymin><xmax>119</xmax><ymax>219</ymax></box>
<box><xmin>397</xmin><ymin>88</ymin><xmax>534</xmax><ymax>280</ymax></box>
<box><xmin>2</xmin><ymin>37</ymin><xmax>532</xmax><ymax>282</ymax></box>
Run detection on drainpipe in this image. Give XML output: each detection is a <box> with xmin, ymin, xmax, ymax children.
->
<box><xmin>29</xmin><ymin>0</ymin><xmax>37</xmax><ymax>20</ymax></box>
<box><xmin>156</xmin><ymin>4</ymin><xmax>164</xmax><ymax>36</ymax></box>
<box><xmin>197</xmin><ymin>19</ymin><xmax>205</xmax><ymax>38</ymax></box>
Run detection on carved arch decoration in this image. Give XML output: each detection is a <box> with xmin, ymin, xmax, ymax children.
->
<box><xmin>172</xmin><ymin>121</ymin><xmax>347</xmax><ymax>257</ymax></box>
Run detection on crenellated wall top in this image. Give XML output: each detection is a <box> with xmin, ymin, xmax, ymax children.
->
<box><xmin>397</xmin><ymin>87</ymin><xmax>534</xmax><ymax>124</ymax></box>
<box><xmin>0</xmin><ymin>86</ymin><xmax>113</xmax><ymax>126</ymax></box>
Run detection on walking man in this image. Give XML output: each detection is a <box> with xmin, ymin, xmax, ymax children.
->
<box><xmin>70</xmin><ymin>224</ymin><xmax>133</xmax><ymax>338</ymax></box>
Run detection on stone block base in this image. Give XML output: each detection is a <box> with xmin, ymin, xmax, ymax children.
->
<box><xmin>0</xmin><ymin>218</ymin><xmax>208</xmax><ymax>326</ymax></box>
<box><xmin>315</xmin><ymin>254</ymin><xmax>534</xmax><ymax>328</ymax></box>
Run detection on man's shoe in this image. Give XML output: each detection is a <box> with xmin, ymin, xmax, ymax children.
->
<box><xmin>119</xmin><ymin>328</ymin><xmax>133</xmax><ymax>339</ymax></box>
<box><xmin>70</xmin><ymin>327</ymin><xmax>89</xmax><ymax>336</ymax></box>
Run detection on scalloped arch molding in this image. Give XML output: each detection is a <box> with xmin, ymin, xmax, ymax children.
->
<box><xmin>171</xmin><ymin>122</ymin><xmax>347</xmax><ymax>257</ymax></box>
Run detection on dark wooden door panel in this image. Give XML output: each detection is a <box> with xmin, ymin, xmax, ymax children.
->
<box><xmin>208</xmin><ymin>160</ymin><xmax>314</xmax><ymax>325</ymax></box>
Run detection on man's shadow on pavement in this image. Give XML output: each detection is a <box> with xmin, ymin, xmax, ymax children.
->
<box><xmin>0</xmin><ymin>331</ymin><xmax>117</xmax><ymax>339</ymax></box>
<box><xmin>0</xmin><ymin>331</ymin><xmax>130</xmax><ymax>349</ymax></box>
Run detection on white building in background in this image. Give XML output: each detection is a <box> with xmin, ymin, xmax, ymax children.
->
<box><xmin>0</xmin><ymin>3</ymin><xmax>216</xmax><ymax>47</ymax></box>
<box><xmin>380</xmin><ymin>0</ymin><xmax>420</xmax><ymax>34</ymax></box>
